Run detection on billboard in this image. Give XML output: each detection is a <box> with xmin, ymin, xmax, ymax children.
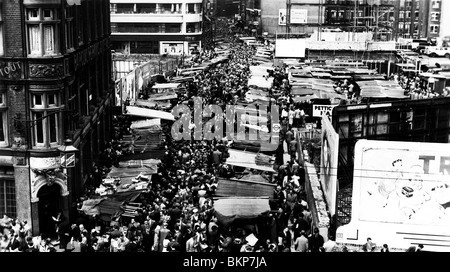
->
<box><xmin>290</xmin><ymin>9</ymin><xmax>308</xmax><ymax>24</ymax></box>
<box><xmin>279</xmin><ymin>9</ymin><xmax>308</xmax><ymax>25</ymax></box>
<box><xmin>336</xmin><ymin>140</ymin><xmax>450</xmax><ymax>251</ymax></box>
<box><xmin>275</xmin><ymin>39</ymin><xmax>306</xmax><ymax>58</ymax></box>
<box><xmin>320</xmin><ymin>113</ymin><xmax>339</xmax><ymax>217</ymax></box>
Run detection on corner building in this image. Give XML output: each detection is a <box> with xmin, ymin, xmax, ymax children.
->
<box><xmin>0</xmin><ymin>0</ymin><xmax>113</xmax><ymax>236</ymax></box>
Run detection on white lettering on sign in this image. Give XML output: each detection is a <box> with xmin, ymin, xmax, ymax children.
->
<box><xmin>313</xmin><ymin>104</ymin><xmax>337</xmax><ymax>118</ymax></box>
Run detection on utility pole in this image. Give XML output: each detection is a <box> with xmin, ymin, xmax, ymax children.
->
<box><xmin>286</xmin><ymin>0</ymin><xmax>291</xmax><ymax>39</ymax></box>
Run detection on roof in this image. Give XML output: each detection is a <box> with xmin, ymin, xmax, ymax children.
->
<box><xmin>213</xmin><ymin>197</ymin><xmax>271</xmax><ymax>226</ymax></box>
<box><xmin>215</xmin><ymin>178</ymin><xmax>275</xmax><ymax>199</ymax></box>
<box><xmin>125</xmin><ymin>106</ymin><xmax>175</xmax><ymax>121</ymax></box>
<box><xmin>226</xmin><ymin>149</ymin><xmax>276</xmax><ymax>173</ymax></box>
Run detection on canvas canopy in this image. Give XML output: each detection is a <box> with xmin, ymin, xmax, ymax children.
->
<box><xmin>214</xmin><ymin>197</ymin><xmax>271</xmax><ymax>226</ymax></box>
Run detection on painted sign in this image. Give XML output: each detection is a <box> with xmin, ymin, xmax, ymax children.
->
<box><xmin>312</xmin><ymin>104</ymin><xmax>338</xmax><ymax>119</ymax></box>
<box><xmin>0</xmin><ymin>62</ymin><xmax>21</xmax><ymax>78</ymax></box>
<box><xmin>336</xmin><ymin>140</ymin><xmax>450</xmax><ymax>251</ymax></box>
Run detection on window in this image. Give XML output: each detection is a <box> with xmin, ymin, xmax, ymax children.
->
<box><xmin>430</xmin><ymin>25</ymin><xmax>439</xmax><ymax>34</ymax></box>
<box><xmin>30</xmin><ymin>93</ymin><xmax>60</xmax><ymax>147</ymax></box>
<box><xmin>136</xmin><ymin>4</ymin><xmax>157</xmax><ymax>13</ymax></box>
<box><xmin>186</xmin><ymin>3</ymin><xmax>201</xmax><ymax>14</ymax></box>
<box><xmin>186</xmin><ymin>23</ymin><xmax>201</xmax><ymax>33</ymax></box>
<box><xmin>65</xmin><ymin>6</ymin><xmax>75</xmax><ymax>50</ymax></box>
<box><xmin>76</xmin><ymin>4</ymin><xmax>84</xmax><ymax>45</ymax></box>
<box><xmin>0</xmin><ymin>8</ymin><xmax>3</xmax><ymax>56</ymax></box>
<box><xmin>431</xmin><ymin>12</ymin><xmax>440</xmax><ymax>22</ymax></box>
<box><xmin>0</xmin><ymin>89</ymin><xmax>7</xmax><ymax>146</ymax></box>
<box><xmin>25</xmin><ymin>8</ymin><xmax>59</xmax><ymax>56</ymax></box>
<box><xmin>0</xmin><ymin>171</ymin><xmax>16</xmax><ymax>219</ymax></box>
<box><xmin>116</xmin><ymin>3</ymin><xmax>134</xmax><ymax>13</ymax></box>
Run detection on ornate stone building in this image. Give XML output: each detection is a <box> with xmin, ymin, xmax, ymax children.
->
<box><xmin>0</xmin><ymin>0</ymin><xmax>113</xmax><ymax>236</ymax></box>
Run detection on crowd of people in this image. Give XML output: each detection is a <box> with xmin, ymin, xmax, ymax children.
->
<box><xmin>1</xmin><ymin>18</ymin><xmax>432</xmax><ymax>254</ymax></box>
<box><xmin>393</xmin><ymin>71</ymin><xmax>450</xmax><ymax>99</ymax></box>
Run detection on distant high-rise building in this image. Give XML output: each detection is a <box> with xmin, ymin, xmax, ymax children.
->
<box><xmin>110</xmin><ymin>0</ymin><xmax>203</xmax><ymax>55</ymax></box>
<box><xmin>394</xmin><ymin>0</ymin><xmax>442</xmax><ymax>40</ymax></box>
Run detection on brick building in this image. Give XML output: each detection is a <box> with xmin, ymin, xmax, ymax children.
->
<box><xmin>0</xmin><ymin>0</ymin><xmax>113</xmax><ymax>236</ymax></box>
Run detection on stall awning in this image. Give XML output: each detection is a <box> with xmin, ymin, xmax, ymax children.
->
<box><xmin>247</xmin><ymin>76</ymin><xmax>272</xmax><ymax>89</ymax></box>
<box><xmin>214</xmin><ymin>197</ymin><xmax>270</xmax><ymax>226</ymax></box>
<box><xmin>152</xmin><ymin>83</ymin><xmax>182</xmax><ymax>89</ymax></box>
<box><xmin>215</xmin><ymin>178</ymin><xmax>275</xmax><ymax>199</ymax></box>
<box><xmin>226</xmin><ymin>149</ymin><xmax>276</xmax><ymax>172</ymax></box>
<box><xmin>125</xmin><ymin>106</ymin><xmax>175</xmax><ymax>121</ymax></box>
<box><xmin>130</xmin><ymin>119</ymin><xmax>161</xmax><ymax>129</ymax></box>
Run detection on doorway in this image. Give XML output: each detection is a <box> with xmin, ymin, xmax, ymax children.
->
<box><xmin>37</xmin><ymin>183</ymin><xmax>62</xmax><ymax>239</ymax></box>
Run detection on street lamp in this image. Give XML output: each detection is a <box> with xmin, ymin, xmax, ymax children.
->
<box><xmin>58</xmin><ymin>139</ymin><xmax>78</xmax><ymax>168</ymax></box>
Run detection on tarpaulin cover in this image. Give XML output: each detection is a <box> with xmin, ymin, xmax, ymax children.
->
<box><xmin>80</xmin><ymin>198</ymin><xmax>124</xmax><ymax>221</ymax></box>
<box><xmin>108</xmin><ymin>190</ymin><xmax>145</xmax><ymax>202</ymax></box>
<box><xmin>214</xmin><ymin>197</ymin><xmax>270</xmax><ymax>226</ymax></box>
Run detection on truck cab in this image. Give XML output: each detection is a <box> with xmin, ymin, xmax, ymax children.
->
<box><xmin>424</xmin><ymin>46</ymin><xmax>450</xmax><ymax>58</ymax></box>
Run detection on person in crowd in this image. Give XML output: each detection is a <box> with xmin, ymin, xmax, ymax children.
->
<box><xmin>308</xmin><ymin>227</ymin><xmax>325</xmax><ymax>252</ymax></box>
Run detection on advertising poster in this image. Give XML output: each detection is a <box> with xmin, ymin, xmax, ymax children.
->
<box><xmin>355</xmin><ymin>140</ymin><xmax>450</xmax><ymax>225</ymax></box>
<box><xmin>290</xmin><ymin>9</ymin><xmax>308</xmax><ymax>24</ymax></box>
<box><xmin>337</xmin><ymin>140</ymin><xmax>450</xmax><ymax>251</ymax></box>
<box><xmin>278</xmin><ymin>9</ymin><xmax>287</xmax><ymax>25</ymax></box>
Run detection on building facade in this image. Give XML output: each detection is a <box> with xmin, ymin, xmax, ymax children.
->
<box><xmin>257</xmin><ymin>0</ymin><xmax>396</xmax><ymax>41</ymax></box>
<box><xmin>0</xmin><ymin>0</ymin><xmax>113</xmax><ymax>236</ymax></box>
<box><xmin>110</xmin><ymin>0</ymin><xmax>203</xmax><ymax>55</ymax></box>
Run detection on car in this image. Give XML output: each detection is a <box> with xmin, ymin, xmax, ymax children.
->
<box><xmin>424</xmin><ymin>46</ymin><xmax>450</xmax><ymax>58</ymax></box>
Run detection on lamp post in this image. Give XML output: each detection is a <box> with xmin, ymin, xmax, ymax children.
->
<box><xmin>58</xmin><ymin>139</ymin><xmax>78</xmax><ymax>168</ymax></box>
<box><xmin>58</xmin><ymin>139</ymin><xmax>78</xmax><ymax>222</ymax></box>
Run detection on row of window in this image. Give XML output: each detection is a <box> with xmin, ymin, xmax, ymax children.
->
<box><xmin>110</xmin><ymin>3</ymin><xmax>202</xmax><ymax>14</ymax></box>
<box><xmin>111</xmin><ymin>23</ymin><xmax>202</xmax><ymax>34</ymax></box>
